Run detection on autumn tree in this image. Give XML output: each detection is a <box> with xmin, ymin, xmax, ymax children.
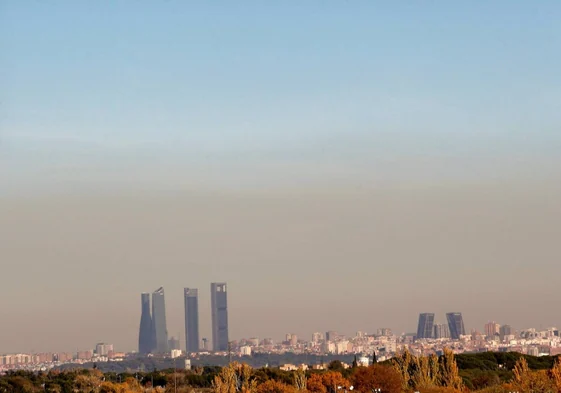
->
<box><xmin>294</xmin><ymin>369</ymin><xmax>306</xmax><ymax>391</ymax></box>
<box><xmin>438</xmin><ymin>348</ymin><xmax>463</xmax><ymax>390</ymax></box>
<box><xmin>257</xmin><ymin>380</ymin><xmax>298</xmax><ymax>393</ymax></box>
<box><xmin>512</xmin><ymin>357</ymin><xmax>557</xmax><ymax>393</ymax></box>
<box><xmin>307</xmin><ymin>374</ymin><xmax>327</xmax><ymax>393</ymax></box>
<box><xmin>213</xmin><ymin>363</ymin><xmax>257</xmax><ymax>393</ymax></box>
<box><xmin>392</xmin><ymin>348</ymin><xmax>414</xmax><ymax>391</ymax></box>
<box><xmin>550</xmin><ymin>356</ymin><xmax>561</xmax><ymax>393</ymax></box>
<box><xmin>352</xmin><ymin>364</ymin><xmax>402</xmax><ymax>393</ymax></box>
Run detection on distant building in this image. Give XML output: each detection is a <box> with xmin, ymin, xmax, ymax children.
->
<box><xmin>290</xmin><ymin>334</ymin><xmax>298</xmax><ymax>346</ymax></box>
<box><xmin>312</xmin><ymin>332</ymin><xmax>324</xmax><ymax>343</ymax></box>
<box><xmin>138</xmin><ymin>293</ymin><xmax>153</xmax><ymax>354</ymax></box>
<box><xmin>377</xmin><ymin>328</ymin><xmax>393</xmax><ymax>336</ymax></box>
<box><xmin>326</xmin><ymin>331</ymin><xmax>339</xmax><ymax>341</ymax></box>
<box><xmin>485</xmin><ymin>322</ymin><xmax>501</xmax><ymax>339</ymax></box>
<box><xmin>211</xmin><ymin>282</ymin><xmax>229</xmax><ymax>351</ymax></box>
<box><xmin>446</xmin><ymin>312</ymin><xmax>466</xmax><ymax>340</ymax></box>
<box><xmin>499</xmin><ymin>325</ymin><xmax>512</xmax><ymax>341</ymax></box>
<box><xmin>151</xmin><ymin>287</ymin><xmax>169</xmax><ymax>353</ymax></box>
<box><xmin>417</xmin><ymin>313</ymin><xmax>435</xmax><ymax>339</ymax></box>
<box><xmin>184</xmin><ymin>288</ymin><xmax>200</xmax><ymax>353</ymax></box>
<box><xmin>434</xmin><ymin>323</ymin><xmax>450</xmax><ymax>339</ymax></box>
<box><xmin>240</xmin><ymin>346</ymin><xmax>252</xmax><ymax>356</ymax></box>
<box><xmin>168</xmin><ymin>337</ymin><xmax>180</xmax><ymax>351</ymax></box>
<box><xmin>170</xmin><ymin>349</ymin><xmax>182</xmax><ymax>359</ymax></box>
<box><xmin>95</xmin><ymin>343</ymin><xmax>113</xmax><ymax>356</ymax></box>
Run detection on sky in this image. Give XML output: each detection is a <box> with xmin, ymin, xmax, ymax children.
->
<box><xmin>1</xmin><ymin>1</ymin><xmax>560</xmax><ymax>353</ymax></box>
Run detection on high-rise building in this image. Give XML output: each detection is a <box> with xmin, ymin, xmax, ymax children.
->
<box><xmin>211</xmin><ymin>282</ymin><xmax>229</xmax><ymax>351</ymax></box>
<box><xmin>95</xmin><ymin>343</ymin><xmax>113</xmax><ymax>356</ymax></box>
<box><xmin>485</xmin><ymin>321</ymin><xmax>501</xmax><ymax>339</ymax></box>
<box><xmin>326</xmin><ymin>331</ymin><xmax>339</xmax><ymax>341</ymax></box>
<box><xmin>499</xmin><ymin>324</ymin><xmax>512</xmax><ymax>341</ymax></box>
<box><xmin>184</xmin><ymin>288</ymin><xmax>200</xmax><ymax>353</ymax></box>
<box><xmin>151</xmin><ymin>287</ymin><xmax>169</xmax><ymax>353</ymax></box>
<box><xmin>312</xmin><ymin>332</ymin><xmax>324</xmax><ymax>343</ymax></box>
<box><xmin>446</xmin><ymin>312</ymin><xmax>466</xmax><ymax>339</ymax></box>
<box><xmin>434</xmin><ymin>323</ymin><xmax>450</xmax><ymax>339</ymax></box>
<box><xmin>138</xmin><ymin>293</ymin><xmax>153</xmax><ymax>354</ymax></box>
<box><xmin>416</xmin><ymin>313</ymin><xmax>435</xmax><ymax>339</ymax></box>
<box><xmin>168</xmin><ymin>337</ymin><xmax>180</xmax><ymax>351</ymax></box>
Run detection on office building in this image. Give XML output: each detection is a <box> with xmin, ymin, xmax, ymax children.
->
<box><xmin>211</xmin><ymin>282</ymin><xmax>229</xmax><ymax>351</ymax></box>
<box><xmin>416</xmin><ymin>313</ymin><xmax>435</xmax><ymax>339</ymax></box>
<box><xmin>485</xmin><ymin>321</ymin><xmax>501</xmax><ymax>339</ymax></box>
<box><xmin>434</xmin><ymin>323</ymin><xmax>450</xmax><ymax>339</ymax></box>
<box><xmin>184</xmin><ymin>288</ymin><xmax>200</xmax><ymax>353</ymax></box>
<box><xmin>95</xmin><ymin>343</ymin><xmax>113</xmax><ymax>356</ymax></box>
<box><xmin>138</xmin><ymin>293</ymin><xmax>153</xmax><ymax>354</ymax></box>
<box><xmin>500</xmin><ymin>325</ymin><xmax>512</xmax><ymax>341</ymax></box>
<box><xmin>151</xmin><ymin>287</ymin><xmax>169</xmax><ymax>353</ymax></box>
<box><xmin>446</xmin><ymin>312</ymin><xmax>466</xmax><ymax>340</ymax></box>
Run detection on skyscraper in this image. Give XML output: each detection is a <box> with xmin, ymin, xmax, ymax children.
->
<box><xmin>151</xmin><ymin>287</ymin><xmax>169</xmax><ymax>353</ymax></box>
<box><xmin>184</xmin><ymin>288</ymin><xmax>200</xmax><ymax>353</ymax></box>
<box><xmin>211</xmin><ymin>282</ymin><xmax>229</xmax><ymax>351</ymax></box>
<box><xmin>138</xmin><ymin>293</ymin><xmax>153</xmax><ymax>354</ymax></box>
<box><xmin>446</xmin><ymin>312</ymin><xmax>466</xmax><ymax>339</ymax></box>
<box><xmin>434</xmin><ymin>323</ymin><xmax>450</xmax><ymax>339</ymax></box>
<box><xmin>416</xmin><ymin>313</ymin><xmax>435</xmax><ymax>339</ymax></box>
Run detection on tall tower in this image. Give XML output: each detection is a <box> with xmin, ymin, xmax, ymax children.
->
<box><xmin>416</xmin><ymin>313</ymin><xmax>435</xmax><ymax>339</ymax></box>
<box><xmin>184</xmin><ymin>288</ymin><xmax>200</xmax><ymax>353</ymax></box>
<box><xmin>151</xmin><ymin>287</ymin><xmax>169</xmax><ymax>353</ymax></box>
<box><xmin>211</xmin><ymin>282</ymin><xmax>229</xmax><ymax>351</ymax></box>
<box><xmin>446</xmin><ymin>312</ymin><xmax>466</xmax><ymax>340</ymax></box>
<box><xmin>138</xmin><ymin>293</ymin><xmax>153</xmax><ymax>354</ymax></box>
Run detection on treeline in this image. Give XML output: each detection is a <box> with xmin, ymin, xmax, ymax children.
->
<box><xmin>1</xmin><ymin>351</ymin><xmax>560</xmax><ymax>393</ymax></box>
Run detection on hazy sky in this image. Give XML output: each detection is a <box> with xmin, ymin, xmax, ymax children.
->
<box><xmin>1</xmin><ymin>1</ymin><xmax>560</xmax><ymax>353</ymax></box>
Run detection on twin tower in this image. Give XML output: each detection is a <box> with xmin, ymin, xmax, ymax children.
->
<box><xmin>138</xmin><ymin>283</ymin><xmax>229</xmax><ymax>354</ymax></box>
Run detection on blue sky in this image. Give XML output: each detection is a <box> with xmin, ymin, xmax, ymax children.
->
<box><xmin>1</xmin><ymin>1</ymin><xmax>561</xmax><ymax>193</ymax></box>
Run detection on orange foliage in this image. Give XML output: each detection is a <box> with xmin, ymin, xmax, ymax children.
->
<box><xmin>307</xmin><ymin>374</ymin><xmax>327</xmax><ymax>393</ymax></box>
<box><xmin>352</xmin><ymin>364</ymin><xmax>402</xmax><ymax>393</ymax></box>
<box><xmin>257</xmin><ymin>379</ymin><xmax>299</xmax><ymax>393</ymax></box>
<box><xmin>307</xmin><ymin>372</ymin><xmax>350</xmax><ymax>393</ymax></box>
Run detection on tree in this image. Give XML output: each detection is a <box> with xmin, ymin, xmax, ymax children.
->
<box><xmin>512</xmin><ymin>357</ymin><xmax>556</xmax><ymax>393</ymax></box>
<box><xmin>352</xmin><ymin>356</ymin><xmax>358</xmax><ymax>369</ymax></box>
<box><xmin>328</xmin><ymin>361</ymin><xmax>345</xmax><ymax>374</ymax></box>
<box><xmin>321</xmin><ymin>371</ymin><xmax>350</xmax><ymax>393</ymax></box>
<box><xmin>352</xmin><ymin>364</ymin><xmax>402</xmax><ymax>393</ymax></box>
<box><xmin>550</xmin><ymin>356</ymin><xmax>561</xmax><ymax>393</ymax></box>
<box><xmin>372</xmin><ymin>351</ymin><xmax>377</xmax><ymax>364</ymax></box>
<box><xmin>392</xmin><ymin>348</ymin><xmax>413</xmax><ymax>391</ymax></box>
<box><xmin>213</xmin><ymin>363</ymin><xmax>257</xmax><ymax>393</ymax></box>
<box><xmin>439</xmin><ymin>348</ymin><xmax>463</xmax><ymax>390</ymax></box>
<box><xmin>257</xmin><ymin>380</ymin><xmax>298</xmax><ymax>393</ymax></box>
<box><xmin>294</xmin><ymin>369</ymin><xmax>306</xmax><ymax>391</ymax></box>
<box><xmin>307</xmin><ymin>374</ymin><xmax>327</xmax><ymax>393</ymax></box>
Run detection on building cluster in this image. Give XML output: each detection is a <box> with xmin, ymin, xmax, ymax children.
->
<box><xmin>3</xmin><ymin>302</ymin><xmax>560</xmax><ymax>373</ymax></box>
<box><xmin>0</xmin><ymin>343</ymin><xmax>125</xmax><ymax>372</ymax></box>
<box><xmin>138</xmin><ymin>283</ymin><xmax>229</xmax><ymax>356</ymax></box>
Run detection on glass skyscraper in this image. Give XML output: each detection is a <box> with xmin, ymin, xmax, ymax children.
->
<box><xmin>151</xmin><ymin>287</ymin><xmax>169</xmax><ymax>353</ymax></box>
<box><xmin>211</xmin><ymin>282</ymin><xmax>229</xmax><ymax>351</ymax></box>
<box><xmin>184</xmin><ymin>288</ymin><xmax>200</xmax><ymax>353</ymax></box>
<box><xmin>446</xmin><ymin>312</ymin><xmax>466</xmax><ymax>339</ymax></box>
<box><xmin>416</xmin><ymin>313</ymin><xmax>435</xmax><ymax>339</ymax></box>
<box><xmin>138</xmin><ymin>293</ymin><xmax>153</xmax><ymax>354</ymax></box>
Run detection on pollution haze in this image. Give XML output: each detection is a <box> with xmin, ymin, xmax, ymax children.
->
<box><xmin>1</xmin><ymin>1</ymin><xmax>561</xmax><ymax>353</ymax></box>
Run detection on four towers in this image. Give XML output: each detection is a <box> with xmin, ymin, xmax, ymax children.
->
<box><xmin>138</xmin><ymin>283</ymin><xmax>229</xmax><ymax>354</ymax></box>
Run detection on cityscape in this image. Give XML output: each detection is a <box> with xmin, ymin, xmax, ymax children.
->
<box><xmin>2</xmin><ymin>282</ymin><xmax>559</xmax><ymax>373</ymax></box>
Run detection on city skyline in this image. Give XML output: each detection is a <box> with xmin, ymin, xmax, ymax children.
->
<box><xmin>2</xmin><ymin>1</ymin><xmax>560</xmax><ymax>354</ymax></box>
